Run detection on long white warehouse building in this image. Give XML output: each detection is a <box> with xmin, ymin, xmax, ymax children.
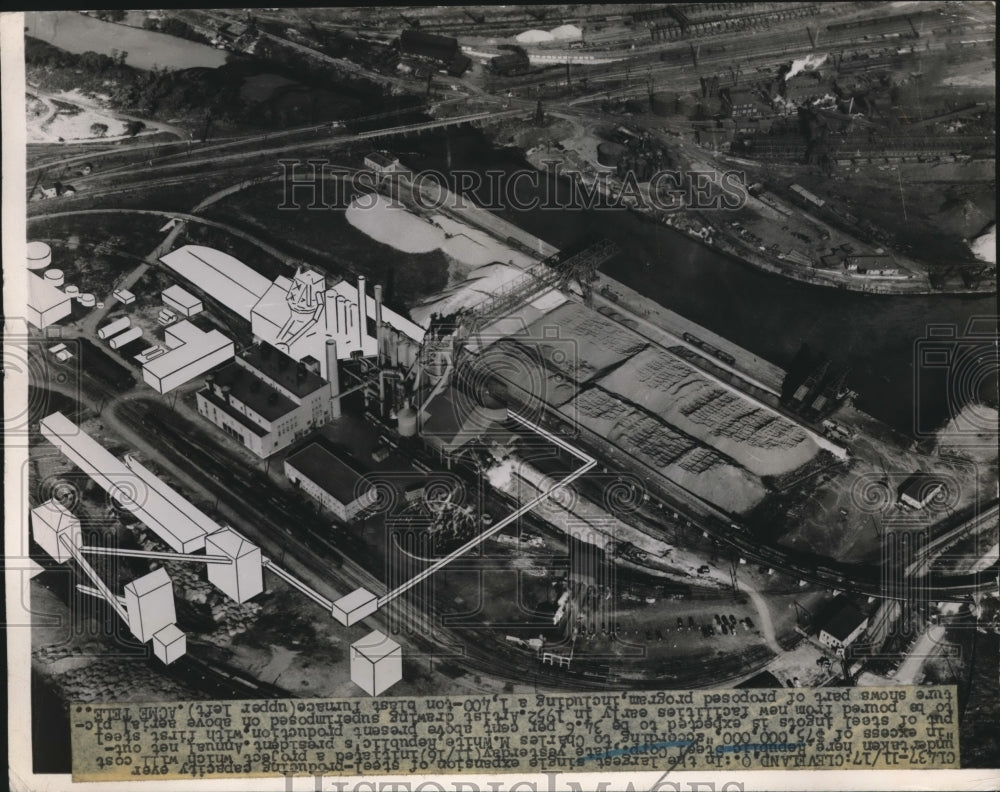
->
<box><xmin>40</xmin><ymin>412</ymin><xmax>214</xmax><ymax>553</ymax></box>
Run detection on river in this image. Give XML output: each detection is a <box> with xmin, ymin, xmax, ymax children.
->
<box><xmin>402</xmin><ymin>127</ymin><xmax>997</xmax><ymax>439</ymax></box>
<box><xmin>25</xmin><ymin>11</ymin><xmax>228</xmax><ymax>71</ymax></box>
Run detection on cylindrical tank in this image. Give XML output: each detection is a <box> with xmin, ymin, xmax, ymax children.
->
<box><xmin>64</xmin><ymin>285</ymin><xmax>80</xmax><ymax>297</ymax></box>
<box><xmin>597</xmin><ymin>141</ymin><xmax>626</xmax><ymax>167</ymax></box>
<box><xmin>651</xmin><ymin>90</ymin><xmax>679</xmax><ymax>116</ymax></box>
<box><xmin>44</xmin><ymin>269</ymin><xmax>65</xmax><ymax>287</ymax></box>
<box><xmin>397</xmin><ymin>402</ymin><xmax>417</xmax><ymax>437</ymax></box>
<box><xmin>109</xmin><ymin>327</ymin><xmax>142</xmax><ymax>349</ymax></box>
<box><xmin>78</xmin><ymin>293</ymin><xmax>96</xmax><ymax>307</ymax></box>
<box><xmin>98</xmin><ymin>316</ymin><xmax>131</xmax><ymax>340</ymax></box>
<box><xmin>27</xmin><ymin>241</ymin><xmax>51</xmax><ymax>270</ymax></box>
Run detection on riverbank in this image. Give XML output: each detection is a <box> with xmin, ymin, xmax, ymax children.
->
<box><xmin>501</xmin><ymin>111</ymin><xmax>996</xmax><ymax>297</ymax></box>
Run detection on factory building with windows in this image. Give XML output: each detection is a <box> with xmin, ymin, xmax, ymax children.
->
<box><xmin>196</xmin><ymin>341</ymin><xmax>339</xmax><ymax>458</ymax></box>
<box><xmin>284</xmin><ymin>440</ymin><xmax>376</xmax><ymax>522</ymax></box>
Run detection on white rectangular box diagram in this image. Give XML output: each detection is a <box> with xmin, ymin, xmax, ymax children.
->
<box><xmin>331</xmin><ymin>588</ymin><xmax>378</xmax><ymax>626</ymax></box>
<box><xmin>27</xmin><ymin>272</ymin><xmax>72</xmax><ymax>329</ymax></box>
<box><xmin>152</xmin><ymin>623</ymin><xmax>187</xmax><ymax>665</ymax></box>
<box><xmin>30</xmin><ymin>499</ymin><xmax>82</xmax><ymax>563</ymax></box>
<box><xmin>162</xmin><ymin>284</ymin><xmax>204</xmax><ymax>317</ymax></box>
<box><xmin>205</xmin><ymin>528</ymin><xmax>264</xmax><ymax>604</ymax></box>
<box><xmin>124</xmin><ymin>568</ymin><xmax>177</xmax><ymax>643</ymax></box>
<box><xmin>350</xmin><ymin>629</ymin><xmax>402</xmax><ymax>696</ymax></box>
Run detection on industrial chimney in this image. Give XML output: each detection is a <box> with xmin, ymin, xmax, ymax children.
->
<box><xmin>357</xmin><ymin>275</ymin><xmax>368</xmax><ymax>350</ymax></box>
<box><xmin>374</xmin><ymin>283</ymin><xmax>384</xmax><ymax>364</ymax></box>
<box><xmin>326</xmin><ymin>339</ymin><xmax>341</xmax><ymax>419</ymax></box>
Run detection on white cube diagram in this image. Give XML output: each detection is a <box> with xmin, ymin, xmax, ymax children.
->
<box><xmin>113</xmin><ymin>288</ymin><xmax>136</xmax><ymax>305</ymax></box>
<box><xmin>162</xmin><ymin>285</ymin><xmax>203</xmax><ymax>317</ymax></box>
<box><xmin>205</xmin><ymin>528</ymin><xmax>263</xmax><ymax>604</ymax></box>
<box><xmin>124</xmin><ymin>568</ymin><xmax>177</xmax><ymax>643</ymax></box>
<box><xmin>350</xmin><ymin>630</ymin><xmax>402</xmax><ymax>696</ymax></box>
<box><xmin>332</xmin><ymin>588</ymin><xmax>378</xmax><ymax>626</ymax></box>
<box><xmin>30</xmin><ymin>499</ymin><xmax>82</xmax><ymax>563</ymax></box>
<box><xmin>27</xmin><ymin>272</ymin><xmax>72</xmax><ymax>329</ymax></box>
<box><xmin>152</xmin><ymin>623</ymin><xmax>187</xmax><ymax>664</ymax></box>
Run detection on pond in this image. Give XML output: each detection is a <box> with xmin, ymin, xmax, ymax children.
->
<box><xmin>25</xmin><ymin>11</ymin><xmax>228</xmax><ymax>71</ymax></box>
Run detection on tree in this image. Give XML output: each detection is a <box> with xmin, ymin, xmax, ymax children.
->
<box><xmin>124</xmin><ymin>120</ymin><xmax>146</xmax><ymax>137</ymax></box>
<box><xmin>89</xmin><ymin>122</ymin><xmax>109</xmax><ymax>138</ymax></box>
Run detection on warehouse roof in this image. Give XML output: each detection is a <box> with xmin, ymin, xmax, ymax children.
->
<box><xmin>243</xmin><ymin>342</ymin><xmax>328</xmax><ymax>399</ymax></box>
<box><xmin>160</xmin><ymin>245</ymin><xmax>270</xmax><ymax>318</ymax></box>
<box><xmin>142</xmin><ymin>321</ymin><xmax>233</xmax><ymax>382</ymax></box>
<box><xmin>28</xmin><ymin>271</ymin><xmax>71</xmax><ymax>313</ymax></box>
<box><xmin>821</xmin><ymin>601</ymin><xmax>867</xmax><ymax>642</ymax></box>
<box><xmin>286</xmin><ymin>441</ymin><xmax>371</xmax><ymax>506</ymax></box>
<box><xmin>211</xmin><ymin>360</ymin><xmax>297</xmax><ymax>421</ymax></box>
<box><xmin>162</xmin><ymin>284</ymin><xmax>201</xmax><ymax>309</ymax></box>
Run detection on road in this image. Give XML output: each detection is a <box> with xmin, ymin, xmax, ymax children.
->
<box><xmin>30</xmin><ymin>108</ymin><xmax>525</xmax><ymax>201</ymax></box>
<box><xmin>894</xmin><ymin>624</ymin><xmax>947</xmax><ymax>684</ymax></box>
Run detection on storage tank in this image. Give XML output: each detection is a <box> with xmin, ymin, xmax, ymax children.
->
<box><xmin>596</xmin><ymin>141</ymin><xmax>626</xmax><ymax>167</ymax></box>
<box><xmin>98</xmin><ymin>316</ymin><xmax>131</xmax><ymax>340</ymax></box>
<box><xmin>27</xmin><ymin>241</ymin><xmax>51</xmax><ymax>270</ymax></box>
<box><xmin>64</xmin><ymin>285</ymin><xmax>80</xmax><ymax>298</ymax></box>
<box><xmin>397</xmin><ymin>401</ymin><xmax>418</xmax><ymax>438</ymax></box>
<box><xmin>651</xmin><ymin>90</ymin><xmax>680</xmax><ymax>116</ymax></box>
<box><xmin>109</xmin><ymin>327</ymin><xmax>142</xmax><ymax>350</ymax></box>
<box><xmin>44</xmin><ymin>269</ymin><xmax>65</xmax><ymax>287</ymax></box>
<box><xmin>78</xmin><ymin>293</ymin><xmax>96</xmax><ymax>308</ymax></box>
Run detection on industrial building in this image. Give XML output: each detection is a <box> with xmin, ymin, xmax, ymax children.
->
<box><xmin>124</xmin><ymin>568</ymin><xmax>177</xmax><ymax>643</ymax></box>
<box><xmin>400</xmin><ymin>29</ymin><xmax>457</xmax><ymax>60</ymax></box>
<box><xmin>398</xmin><ymin>29</ymin><xmax>469</xmax><ymax>76</ymax></box>
<box><xmin>141</xmin><ymin>320</ymin><xmax>234</xmax><ymax>394</ymax></box>
<box><xmin>250</xmin><ymin>268</ymin><xmax>424</xmax><ymax>377</ymax></box>
<box><xmin>161</xmin><ymin>245</ymin><xmax>425</xmax><ymax>381</ymax></box>
<box><xmin>196</xmin><ymin>341</ymin><xmax>338</xmax><ymax>458</ymax></box>
<box><xmin>364</xmin><ymin>151</ymin><xmax>400</xmax><ymax>173</ymax></box>
<box><xmin>162</xmin><ymin>284</ymin><xmax>204</xmax><ymax>317</ymax></box>
<box><xmin>490</xmin><ymin>49</ymin><xmax>530</xmax><ymax>76</ymax></box>
<box><xmin>30</xmin><ymin>499</ymin><xmax>82</xmax><ymax>563</ymax></box>
<box><xmin>113</xmin><ymin>288</ymin><xmax>136</xmax><ymax>305</ymax></box>
<box><xmin>419</xmin><ymin>385</ymin><xmax>513</xmax><ymax>463</ymax></box>
<box><xmin>350</xmin><ymin>629</ymin><xmax>402</xmax><ymax>696</ymax></box>
<box><xmin>205</xmin><ymin>528</ymin><xmax>264</xmax><ymax>604</ymax></box>
<box><xmin>40</xmin><ymin>412</ymin><xmax>218</xmax><ymax>553</ymax></box>
<box><xmin>284</xmin><ymin>440</ymin><xmax>376</xmax><ymax>522</ymax></box>
<box><xmin>160</xmin><ymin>244</ymin><xmax>272</xmax><ymax>318</ymax></box>
<box><xmin>818</xmin><ymin>601</ymin><xmax>868</xmax><ymax>651</ymax></box>
<box><xmin>897</xmin><ymin>471</ymin><xmax>945</xmax><ymax>510</ymax></box>
<box><xmin>27</xmin><ymin>271</ymin><xmax>72</xmax><ymax>329</ymax></box>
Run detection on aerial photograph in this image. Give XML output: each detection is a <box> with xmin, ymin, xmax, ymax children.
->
<box><xmin>10</xmin><ymin>1</ymin><xmax>998</xmax><ymax>781</ymax></box>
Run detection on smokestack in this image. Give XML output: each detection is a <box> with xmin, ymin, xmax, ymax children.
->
<box><xmin>336</xmin><ymin>294</ymin><xmax>347</xmax><ymax>335</ymax></box>
<box><xmin>326</xmin><ymin>339</ymin><xmax>341</xmax><ymax>419</ymax></box>
<box><xmin>357</xmin><ymin>275</ymin><xmax>367</xmax><ymax>349</ymax></box>
<box><xmin>324</xmin><ymin>289</ymin><xmax>337</xmax><ymax>335</ymax></box>
<box><xmin>374</xmin><ymin>284</ymin><xmax>384</xmax><ymax>364</ymax></box>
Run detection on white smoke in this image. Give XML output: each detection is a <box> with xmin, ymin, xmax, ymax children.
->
<box><xmin>970</xmin><ymin>223</ymin><xmax>996</xmax><ymax>265</ymax></box>
<box><xmin>785</xmin><ymin>53</ymin><xmax>828</xmax><ymax>81</ymax></box>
